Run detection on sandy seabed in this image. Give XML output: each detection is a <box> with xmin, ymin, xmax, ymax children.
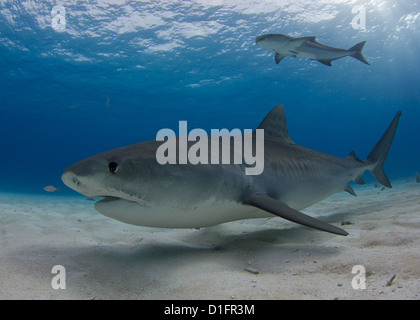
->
<box><xmin>0</xmin><ymin>179</ymin><xmax>419</xmax><ymax>300</ymax></box>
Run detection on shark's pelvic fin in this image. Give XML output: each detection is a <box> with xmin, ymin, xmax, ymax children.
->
<box><xmin>317</xmin><ymin>59</ymin><xmax>333</xmax><ymax>66</ymax></box>
<box><xmin>257</xmin><ymin>104</ymin><xmax>294</xmax><ymax>144</ymax></box>
<box><xmin>345</xmin><ymin>183</ymin><xmax>357</xmax><ymax>197</ymax></box>
<box><xmin>354</xmin><ymin>174</ymin><xmax>366</xmax><ymax>185</ymax></box>
<box><xmin>366</xmin><ymin>111</ymin><xmax>402</xmax><ymax>188</ymax></box>
<box><xmin>243</xmin><ymin>194</ymin><xmax>349</xmax><ymax>236</ymax></box>
<box><xmin>275</xmin><ymin>52</ymin><xmax>286</xmax><ymax>64</ymax></box>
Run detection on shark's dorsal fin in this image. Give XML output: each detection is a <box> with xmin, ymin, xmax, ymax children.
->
<box><xmin>257</xmin><ymin>104</ymin><xmax>294</xmax><ymax>144</ymax></box>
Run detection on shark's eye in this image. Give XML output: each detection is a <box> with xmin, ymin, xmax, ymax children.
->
<box><xmin>108</xmin><ymin>162</ymin><xmax>118</xmax><ymax>173</ymax></box>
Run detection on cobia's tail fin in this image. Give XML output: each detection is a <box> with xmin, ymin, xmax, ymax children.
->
<box><xmin>367</xmin><ymin>111</ymin><xmax>402</xmax><ymax>188</ymax></box>
<box><xmin>348</xmin><ymin>41</ymin><xmax>370</xmax><ymax>65</ymax></box>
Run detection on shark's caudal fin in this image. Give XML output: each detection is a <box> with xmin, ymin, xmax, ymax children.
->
<box><xmin>348</xmin><ymin>41</ymin><xmax>370</xmax><ymax>65</ymax></box>
<box><xmin>366</xmin><ymin>111</ymin><xmax>402</xmax><ymax>188</ymax></box>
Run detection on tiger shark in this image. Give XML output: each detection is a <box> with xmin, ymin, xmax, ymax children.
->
<box><xmin>61</xmin><ymin>105</ymin><xmax>401</xmax><ymax>236</ymax></box>
<box><xmin>256</xmin><ymin>33</ymin><xmax>369</xmax><ymax>66</ymax></box>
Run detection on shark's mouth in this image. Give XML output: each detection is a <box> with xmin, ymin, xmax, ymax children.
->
<box><xmin>96</xmin><ymin>195</ymin><xmax>150</xmax><ymax>207</ymax></box>
<box><xmin>97</xmin><ymin>196</ymin><xmax>121</xmax><ymax>202</ymax></box>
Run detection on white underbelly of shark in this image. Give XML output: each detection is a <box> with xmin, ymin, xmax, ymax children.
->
<box><xmin>95</xmin><ymin>197</ymin><xmax>272</xmax><ymax>228</ymax></box>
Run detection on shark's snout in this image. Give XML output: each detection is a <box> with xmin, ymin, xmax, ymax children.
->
<box><xmin>61</xmin><ymin>168</ymin><xmax>82</xmax><ymax>192</ymax></box>
<box><xmin>61</xmin><ymin>156</ymin><xmax>104</xmax><ymax>195</ymax></box>
<box><xmin>61</xmin><ymin>160</ymin><xmax>129</xmax><ymax>200</ymax></box>
<box><xmin>255</xmin><ymin>35</ymin><xmax>266</xmax><ymax>43</ymax></box>
<box><xmin>255</xmin><ymin>34</ymin><xmax>277</xmax><ymax>52</ymax></box>
<box><xmin>62</xmin><ymin>168</ymin><xmax>103</xmax><ymax>198</ymax></box>
<box><xmin>61</xmin><ymin>163</ymin><xmax>100</xmax><ymax>197</ymax></box>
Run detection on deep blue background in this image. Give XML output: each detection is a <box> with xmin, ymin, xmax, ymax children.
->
<box><xmin>0</xmin><ymin>0</ymin><xmax>419</xmax><ymax>194</ymax></box>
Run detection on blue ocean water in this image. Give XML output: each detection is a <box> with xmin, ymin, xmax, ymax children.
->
<box><xmin>0</xmin><ymin>0</ymin><xmax>419</xmax><ymax>195</ymax></box>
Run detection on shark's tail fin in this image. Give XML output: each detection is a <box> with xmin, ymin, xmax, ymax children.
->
<box><xmin>348</xmin><ymin>41</ymin><xmax>370</xmax><ymax>65</ymax></box>
<box><xmin>366</xmin><ymin>111</ymin><xmax>402</xmax><ymax>188</ymax></box>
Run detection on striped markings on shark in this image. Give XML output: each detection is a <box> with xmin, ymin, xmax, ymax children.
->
<box><xmin>61</xmin><ymin>104</ymin><xmax>401</xmax><ymax>236</ymax></box>
<box><xmin>256</xmin><ymin>33</ymin><xmax>369</xmax><ymax>66</ymax></box>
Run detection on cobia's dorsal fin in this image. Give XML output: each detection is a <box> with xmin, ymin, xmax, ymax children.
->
<box><xmin>257</xmin><ymin>104</ymin><xmax>294</xmax><ymax>144</ymax></box>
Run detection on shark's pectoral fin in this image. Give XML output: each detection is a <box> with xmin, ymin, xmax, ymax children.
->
<box><xmin>318</xmin><ymin>59</ymin><xmax>333</xmax><ymax>66</ymax></box>
<box><xmin>243</xmin><ymin>194</ymin><xmax>348</xmax><ymax>236</ymax></box>
<box><xmin>275</xmin><ymin>52</ymin><xmax>286</xmax><ymax>64</ymax></box>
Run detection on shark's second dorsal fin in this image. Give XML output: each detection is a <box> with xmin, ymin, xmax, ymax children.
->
<box><xmin>347</xmin><ymin>150</ymin><xmax>364</xmax><ymax>163</ymax></box>
<box><xmin>257</xmin><ymin>104</ymin><xmax>294</xmax><ymax>144</ymax></box>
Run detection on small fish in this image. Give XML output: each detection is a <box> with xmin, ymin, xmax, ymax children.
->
<box><xmin>44</xmin><ymin>185</ymin><xmax>60</xmax><ymax>192</ymax></box>
<box><xmin>69</xmin><ymin>103</ymin><xmax>83</xmax><ymax>109</ymax></box>
<box><xmin>416</xmin><ymin>172</ymin><xmax>420</xmax><ymax>183</ymax></box>
<box><xmin>105</xmin><ymin>96</ymin><xmax>110</xmax><ymax>107</ymax></box>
